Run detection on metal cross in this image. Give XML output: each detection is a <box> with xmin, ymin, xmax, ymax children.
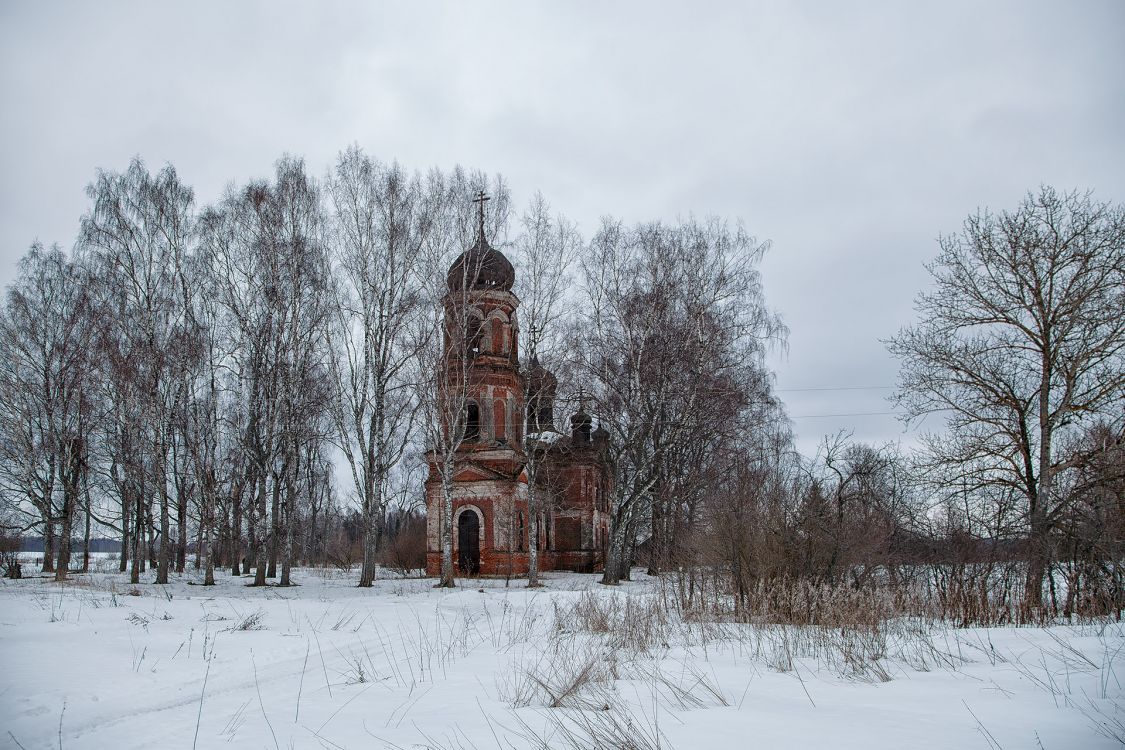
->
<box><xmin>472</xmin><ymin>190</ymin><xmax>490</xmax><ymax>244</ymax></box>
<box><xmin>528</xmin><ymin>323</ymin><xmax>542</xmax><ymax>360</ymax></box>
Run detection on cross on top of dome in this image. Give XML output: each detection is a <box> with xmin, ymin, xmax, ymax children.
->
<box><xmin>472</xmin><ymin>190</ymin><xmax>490</xmax><ymax>246</ymax></box>
<box><xmin>447</xmin><ymin>190</ymin><xmax>515</xmax><ymax>291</ymax></box>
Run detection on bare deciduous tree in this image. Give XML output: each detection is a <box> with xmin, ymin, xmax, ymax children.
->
<box><xmin>513</xmin><ymin>193</ymin><xmax>580</xmax><ymax>587</ymax></box>
<box><xmin>0</xmin><ymin>244</ymin><xmax>96</xmax><ymax>580</ymax></box>
<box><xmin>203</xmin><ymin>157</ymin><xmax>331</xmax><ymax>586</ymax></box>
<box><xmin>577</xmin><ymin>217</ymin><xmax>784</xmax><ymax>585</ymax></box>
<box><xmin>82</xmin><ymin>159</ymin><xmax>195</xmax><ymax>585</ymax></box>
<box><xmin>888</xmin><ymin>187</ymin><xmax>1125</xmax><ymax>614</ymax></box>
<box><xmin>326</xmin><ymin>147</ymin><xmax>439</xmax><ymax>587</ymax></box>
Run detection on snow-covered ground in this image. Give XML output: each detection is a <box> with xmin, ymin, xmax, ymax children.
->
<box><xmin>1</xmin><ymin>561</ymin><xmax>1122</xmax><ymax>749</ymax></box>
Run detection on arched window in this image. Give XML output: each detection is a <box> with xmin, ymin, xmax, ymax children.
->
<box><xmin>462</xmin><ymin>308</ymin><xmax>484</xmax><ymax>356</ymax></box>
<box><xmin>479</xmin><ymin>320</ymin><xmax>493</xmax><ymax>353</ymax></box>
<box><xmin>463</xmin><ymin>402</ymin><xmax>480</xmax><ymax>442</ymax></box>
<box><xmin>494</xmin><ymin>399</ymin><xmax>507</xmax><ymax>442</ymax></box>
<box><xmin>487</xmin><ymin>311</ymin><xmax>509</xmax><ymax>355</ymax></box>
<box><xmin>517</xmin><ymin>511</ymin><xmax>525</xmax><ymax>552</ymax></box>
<box><xmin>467</xmin><ymin>320</ymin><xmax>483</xmax><ymax>355</ymax></box>
<box><xmin>492</xmin><ymin>322</ymin><xmax>505</xmax><ymax>354</ymax></box>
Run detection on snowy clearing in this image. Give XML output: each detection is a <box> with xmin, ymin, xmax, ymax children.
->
<box><xmin>1</xmin><ymin>564</ymin><xmax>1123</xmax><ymax>750</ymax></box>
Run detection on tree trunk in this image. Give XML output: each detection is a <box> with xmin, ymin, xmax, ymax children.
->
<box><xmin>203</xmin><ymin>493</ymin><xmax>216</xmax><ymax>586</ymax></box>
<box><xmin>231</xmin><ymin>486</ymin><xmax>242</xmax><ymax>576</ymax></box>
<box><xmin>307</xmin><ymin>501</ymin><xmax>320</xmax><ymax>568</ymax></box>
<box><xmin>1024</xmin><ymin>512</ymin><xmax>1049</xmax><ymax>616</ymax></box>
<box><xmin>176</xmin><ymin>487</ymin><xmax>188</xmax><ymax>573</ymax></box>
<box><xmin>55</xmin><ymin>469</ymin><xmax>78</xmax><ymax>582</ymax></box>
<box><xmin>130</xmin><ymin>491</ymin><xmax>142</xmax><ymax>584</ymax></box>
<box><xmin>145</xmin><ymin>496</ymin><xmax>156</xmax><ymax>569</ymax></box>
<box><xmin>41</xmin><ymin>516</ymin><xmax>56</xmax><ymax>573</ymax></box>
<box><xmin>156</xmin><ymin>456</ymin><xmax>171</xmax><ymax>585</ymax></box>
<box><xmin>279</xmin><ymin>494</ymin><xmax>294</xmax><ymax>587</ymax></box>
<box><xmin>253</xmin><ymin>473</ymin><xmax>268</xmax><ymax>586</ymax></box>
<box><xmin>359</xmin><ymin>481</ymin><xmax>379</xmax><ymax>587</ymax></box>
<box><xmin>437</xmin><ymin>467</ymin><xmax>455</xmax><ymax>588</ymax></box>
<box><xmin>647</xmin><ymin>480</ymin><xmax>665</xmax><ymax>576</ymax></box>
<box><xmin>201</xmin><ymin>469</ymin><xmax>216</xmax><ymax>586</ymax></box>
<box><xmin>601</xmin><ymin>522</ymin><xmax>626</xmax><ymax>586</ymax></box>
<box><xmin>527</xmin><ymin>477</ymin><xmax>541</xmax><ymax>587</ymax></box>
<box><xmin>119</xmin><ymin>490</ymin><xmax>129</xmax><ymax>573</ymax></box>
<box><xmin>194</xmin><ymin>521</ymin><xmax>203</xmax><ymax>570</ymax></box>
<box><xmin>267</xmin><ymin>477</ymin><xmax>280</xmax><ymax>579</ymax></box>
<box><xmin>81</xmin><ymin>495</ymin><xmax>91</xmax><ymax>574</ymax></box>
<box><xmin>279</xmin><ymin>449</ymin><xmax>297</xmax><ymax>587</ymax></box>
<box><xmin>1024</xmin><ymin>353</ymin><xmax>1055</xmax><ymax>616</ymax></box>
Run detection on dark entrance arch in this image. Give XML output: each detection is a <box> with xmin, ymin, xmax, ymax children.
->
<box><xmin>457</xmin><ymin>510</ymin><xmax>481</xmax><ymax>575</ymax></box>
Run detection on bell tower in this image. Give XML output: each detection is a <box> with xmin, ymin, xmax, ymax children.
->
<box><xmin>424</xmin><ymin>192</ymin><xmax>612</xmax><ymax>578</ymax></box>
<box><xmin>444</xmin><ymin>191</ymin><xmax>523</xmax><ymax>449</ymax></box>
<box><xmin>426</xmin><ymin>192</ymin><xmax>529</xmax><ymax>576</ymax></box>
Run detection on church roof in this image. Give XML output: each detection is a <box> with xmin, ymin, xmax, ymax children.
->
<box><xmin>447</xmin><ymin>237</ymin><xmax>515</xmax><ymax>291</ymax></box>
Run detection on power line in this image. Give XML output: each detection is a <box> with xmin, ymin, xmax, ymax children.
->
<box><xmin>777</xmin><ymin>385</ymin><xmax>894</xmax><ymax>393</ymax></box>
<box><xmin>792</xmin><ymin>411</ymin><xmax>900</xmax><ymax>419</ymax></box>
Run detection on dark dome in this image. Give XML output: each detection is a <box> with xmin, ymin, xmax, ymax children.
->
<box><xmin>570</xmin><ymin>408</ymin><xmax>593</xmax><ymax>430</ymax></box>
<box><xmin>526</xmin><ymin>356</ymin><xmax>558</xmax><ymax>397</ymax></box>
<box><xmin>447</xmin><ymin>238</ymin><xmax>515</xmax><ymax>291</ymax></box>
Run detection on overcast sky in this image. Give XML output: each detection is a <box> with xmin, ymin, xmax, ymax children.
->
<box><xmin>2</xmin><ymin>1</ymin><xmax>1123</xmax><ymax>457</ymax></box>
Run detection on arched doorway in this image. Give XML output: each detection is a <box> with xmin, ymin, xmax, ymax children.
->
<box><xmin>457</xmin><ymin>510</ymin><xmax>481</xmax><ymax>575</ymax></box>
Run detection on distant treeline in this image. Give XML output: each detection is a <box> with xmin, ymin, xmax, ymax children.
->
<box><xmin>19</xmin><ymin>537</ymin><xmax>121</xmax><ymax>554</ymax></box>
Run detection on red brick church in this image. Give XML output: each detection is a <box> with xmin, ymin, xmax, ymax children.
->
<box><xmin>424</xmin><ymin>206</ymin><xmax>612</xmax><ymax>577</ymax></box>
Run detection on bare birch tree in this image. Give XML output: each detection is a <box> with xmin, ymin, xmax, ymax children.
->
<box><xmin>326</xmin><ymin>147</ymin><xmax>440</xmax><ymax>587</ymax></box>
<box><xmin>0</xmin><ymin>244</ymin><xmax>96</xmax><ymax>579</ymax></box>
<box><xmin>81</xmin><ymin>159</ymin><xmax>195</xmax><ymax>585</ymax></box>
<box><xmin>202</xmin><ymin>157</ymin><xmax>330</xmax><ymax>586</ymax></box>
<box><xmin>512</xmin><ymin>193</ymin><xmax>580</xmax><ymax>587</ymax></box>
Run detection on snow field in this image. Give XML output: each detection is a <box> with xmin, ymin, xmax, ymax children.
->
<box><xmin>1</xmin><ymin>567</ymin><xmax>1122</xmax><ymax>749</ymax></box>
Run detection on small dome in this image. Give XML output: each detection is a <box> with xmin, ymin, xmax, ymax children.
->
<box><xmin>526</xmin><ymin>356</ymin><xmax>558</xmax><ymax>397</ymax></box>
<box><xmin>571</xmin><ymin>404</ymin><xmax>593</xmax><ymax>444</ymax></box>
<box><xmin>447</xmin><ymin>238</ymin><xmax>515</xmax><ymax>291</ymax></box>
<box><xmin>570</xmin><ymin>408</ymin><xmax>592</xmax><ymax>431</ymax></box>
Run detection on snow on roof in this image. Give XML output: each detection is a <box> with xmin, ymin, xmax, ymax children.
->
<box><xmin>526</xmin><ymin>430</ymin><xmax>563</xmax><ymax>444</ymax></box>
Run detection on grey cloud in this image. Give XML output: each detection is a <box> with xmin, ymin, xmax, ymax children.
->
<box><xmin>2</xmin><ymin>0</ymin><xmax>1122</xmax><ymax>458</ymax></box>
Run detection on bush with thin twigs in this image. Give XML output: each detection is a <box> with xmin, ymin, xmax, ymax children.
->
<box><xmin>0</xmin><ymin>531</ymin><xmax>22</xmax><ymax>579</ymax></box>
<box><xmin>500</xmin><ymin>639</ymin><xmax>617</xmax><ymax>710</ymax></box>
<box><xmin>233</xmin><ymin>609</ymin><xmax>266</xmax><ymax>631</ymax></box>
<box><xmin>553</xmin><ymin>590</ymin><xmax>672</xmax><ymax>653</ymax></box>
<box><xmin>378</xmin><ymin>512</ymin><xmax>427</xmax><ymax>577</ymax></box>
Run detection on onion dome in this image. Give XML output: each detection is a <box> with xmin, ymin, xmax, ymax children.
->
<box><xmin>447</xmin><ymin>237</ymin><xmax>515</xmax><ymax>291</ymax></box>
<box><xmin>526</xmin><ymin>356</ymin><xmax>558</xmax><ymax>400</ymax></box>
<box><xmin>571</xmin><ymin>402</ymin><xmax>593</xmax><ymax>443</ymax></box>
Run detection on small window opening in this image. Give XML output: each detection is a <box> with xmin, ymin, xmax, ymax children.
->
<box><xmin>463</xmin><ymin>402</ymin><xmax>480</xmax><ymax>442</ymax></box>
